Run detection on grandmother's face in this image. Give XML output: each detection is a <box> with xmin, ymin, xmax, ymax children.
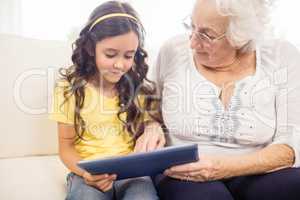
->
<box><xmin>191</xmin><ymin>0</ymin><xmax>237</xmax><ymax>68</ymax></box>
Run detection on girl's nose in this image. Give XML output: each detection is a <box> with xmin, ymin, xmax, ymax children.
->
<box><xmin>113</xmin><ymin>60</ymin><xmax>124</xmax><ymax>70</ymax></box>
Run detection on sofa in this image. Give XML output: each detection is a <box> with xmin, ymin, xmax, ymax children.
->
<box><xmin>0</xmin><ymin>34</ymin><xmax>72</xmax><ymax>199</ymax></box>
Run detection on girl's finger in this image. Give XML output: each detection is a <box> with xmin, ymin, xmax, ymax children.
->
<box><xmin>97</xmin><ymin>174</ymin><xmax>117</xmax><ymax>187</ymax></box>
<box><xmin>146</xmin><ymin>135</ymin><xmax>159</xmax><ymax>152</ymax></box>
<box><xmin>100</xmin><ymin>181</ymin><xmax>114</xmax><ymax>192</ymax></box>
<box><xmin>134</xmin><ymin>136</ymin><xmax>148</xmax><ymax>153</ymax></box>
<box><xmin>156</xmin><ymin>135</ymin><xmax>166</xmax><ymax>149</ymax></box>
<box><xmin>83</xmin><ymin>171</ymin><xmax>109</xmax><ymax>182</ymax></box>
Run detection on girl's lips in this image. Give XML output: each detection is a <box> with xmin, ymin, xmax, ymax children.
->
<box><xmin>109</xmin><ymin>70</ymin><xmax>123</xmax><ymax>76</ymax></box>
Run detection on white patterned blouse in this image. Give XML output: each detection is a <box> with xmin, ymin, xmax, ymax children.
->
<box><xmin>155</xmin><ymin>35</ymin><xmax>300</xmax><ymax>167</ymax></box>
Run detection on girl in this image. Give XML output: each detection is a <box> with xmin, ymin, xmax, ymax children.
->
<box><xmin>49</xmin><ymin>1</ymin><xmax>165</xmax><ymax>199</ymax></box>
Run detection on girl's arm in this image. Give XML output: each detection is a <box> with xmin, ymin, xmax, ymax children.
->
<box><xmin>57</xmin><ymin>122</ymin><xmax>84</xmax><ymax>176</ymax></box>
<box><xmin>57</xmin><ymin>122</ymin><xmax>116</xmax><ymax>192</ymax></box>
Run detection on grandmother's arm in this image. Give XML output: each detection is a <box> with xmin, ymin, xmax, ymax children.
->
<box><xmin>219</xmin><ymin>144</ymin><xmax>295</xmax><ymax>178</ymax></box>
<box><xmin>165</xmin><ymin>144</ymin><xmax>296</xmax><ymax>182</ymax></box>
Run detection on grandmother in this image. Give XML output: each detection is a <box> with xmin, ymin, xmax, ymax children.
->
<box><xmin>134</xmin><ymin>0</ymin><xmax>300</xmax><ymax>199</ymax></box>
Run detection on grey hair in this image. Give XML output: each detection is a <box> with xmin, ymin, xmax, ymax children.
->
<box><xmin>215</xmin><ymin>0</ymin><xmax>275</xmax><ymax>52</ymax></box>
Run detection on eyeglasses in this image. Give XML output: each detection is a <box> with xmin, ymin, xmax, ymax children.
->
<box><xmin>183</xmin><ymin>16</ymin><xmax>226</xmax><ymax>46</ymax></box>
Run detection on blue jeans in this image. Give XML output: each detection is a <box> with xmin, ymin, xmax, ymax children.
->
<box><xmin>65</xmin><ymin>173</ymin><xmax>159</xmax><ymax>200</ymax></box>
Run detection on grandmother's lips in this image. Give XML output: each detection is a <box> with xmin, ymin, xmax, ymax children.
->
<box><xmin>195</xmin><ymin>51</ymin><xmax>209</xmax><ymax>56</ymax></box>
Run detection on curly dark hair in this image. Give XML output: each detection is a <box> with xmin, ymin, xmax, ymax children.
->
<box><xmin>59</xmin><ymin>1</ymin><xmax>163</xmax><ymax>143</ymax></box>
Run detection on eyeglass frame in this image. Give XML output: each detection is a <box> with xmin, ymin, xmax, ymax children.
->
<box><xmin>182</xmin><ymin>16</ymin><xmax>227</xmax><ymax>46</ymax></box>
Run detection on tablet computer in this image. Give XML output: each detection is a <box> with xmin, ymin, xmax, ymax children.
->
<box><xmin>77</xmin><ymin>144</ymin><xmax>199</xmax><ymax>180</ymax></box>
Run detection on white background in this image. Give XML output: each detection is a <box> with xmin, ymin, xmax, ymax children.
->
<box><xmin>1</xmin><ymin>0</ymin><xmax>300</xmax><ymax>49</ymax></box>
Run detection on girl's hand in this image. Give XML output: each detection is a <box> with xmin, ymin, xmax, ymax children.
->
<box><xmin>134</xmin><ymin>122</ymin><xmax>165</xmax><ymax>153</ymax></box>
<box><xmin>82</xmin><ymin>171</ymin><xmax>117</xmax><ymax>192</ymax></box>
<box><xmin>164</xmin><ymin>155</ymin><xmax>232</xmax><ymax>182</ymax></box>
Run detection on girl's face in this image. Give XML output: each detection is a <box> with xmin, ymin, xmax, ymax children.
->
<box><xmin>95</xmin><ymin>31</ymin><xmax>139</xmax><ymax>85</ymax></box>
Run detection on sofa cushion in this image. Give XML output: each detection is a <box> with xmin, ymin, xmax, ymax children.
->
<box><xmin>0</xmin><ymin>33</ymin><xmax>72</xmax><ymax>158</ymax></box>
<box><xmin>0</xmin><ymin>155</ymin><xmax>69</xmax><ymax>200</ymax></box>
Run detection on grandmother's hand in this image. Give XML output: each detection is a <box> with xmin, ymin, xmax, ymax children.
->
<box><xmin>164</xmin><ymin>155</ymin><xmax>232</xmax><ymax>182</ymax></box>
<box><xmin>134</xmin><ymin>121</ymin><xmax>165</xmax><ymax>153</ymax></box>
